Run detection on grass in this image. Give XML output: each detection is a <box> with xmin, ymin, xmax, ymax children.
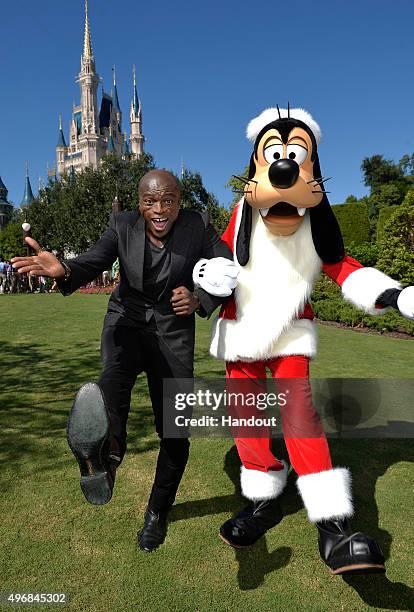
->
<box><xmin>0</xmin><ymin>294</ymin><xmax>413</xmax><ymax>611</ymax></box>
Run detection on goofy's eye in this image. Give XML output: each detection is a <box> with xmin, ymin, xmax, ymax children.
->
<box><xmin>286</xmin><ymin>144</ymin><xmax>307</xmax><ymax>165</ymax></box>
<box><xmin>264</xmin><ymin>144</ymin><xmax>284</xmax><ymax>164</ymax></box>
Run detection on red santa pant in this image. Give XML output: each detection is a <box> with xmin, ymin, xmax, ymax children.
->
<box><xmin>226</xmin><ymin>355</ymin><xmax>332</xmax><ymax>476</ymax></box>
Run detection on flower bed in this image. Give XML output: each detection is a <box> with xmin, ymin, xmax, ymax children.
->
<box><xmin>78</xmin><ymin>284</ymin><xmax>117</xmax><ymax>294</ymax></box>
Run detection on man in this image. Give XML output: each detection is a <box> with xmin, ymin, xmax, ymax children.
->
<box><xmin>0</xmin><ymin>257</ymin><xmax>6</xmax><ymax>293</ymax></box>
<box><xmin>11</xmin><ymin>169</ymin><xmax>235</xmax><ymax>552</ymax></box>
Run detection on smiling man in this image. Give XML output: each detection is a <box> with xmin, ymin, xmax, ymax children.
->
<box><xmin>11</xmin><ymin>168</ymin><xmax>236</xmax><ymax>552</ymax></box>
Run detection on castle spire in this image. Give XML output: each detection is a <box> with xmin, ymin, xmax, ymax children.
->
<box><xmin>130</xmin><ymin>64</ymin><xmax>144</xmax><ymax>159</ymax></box>
<box><xmin>21</xmin><ymin>161</ymin><xmax>35</xmax><ymax>206</ymax></box>
<box><xmin>83</xmin><ymin>0</ymin><xmax>93</xmax><ymax>61</ymax></box>
<box><xmin>57</xmin><ymin>114</ymin><xmax>67</xmax><ymax>148</ymax></box>
<box><xmin>132</xmin><ymin>64</ymin><xmax>139</xmax><ymax>114</ymax></box>
<box><xmin>112</xmin><ymin>65</ymin><xmax>121</xmax><ymax>112</ymax></box>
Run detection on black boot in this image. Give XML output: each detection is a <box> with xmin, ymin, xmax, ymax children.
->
<box><xmin>138</xmin><ymin>508</ymin><xmax>169</xmax><ymax>552</ymax></box>
<box><xmin>219</xmin><ymin>498</ymin><xmax>283</xmax><ymax>548</ymax></box>
<box><xmin>137</xmin><ymin>486</ymin><xmax>176</xmax><ymax>553</ymax></box>
<box><xmin>317</xmin><ymin>518</ymin><xmax>385</xmax><ymax>574</ymax></box>
<box><xmin>67</xmin><ymin>382</ymin><xmax>119</xmax><ymax>505</ymax></box>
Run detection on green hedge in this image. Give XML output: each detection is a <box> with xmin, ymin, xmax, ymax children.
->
<box><xmin>311</xmin><ymin>276</ymin><xmax>414</xmax><ymax>336</ymax></box>
<box><xmin>332</xmin><ymin>201</ymin><xmax>371</xmax><ymax>246</ymax></box>
<box><xmin>376</xmin><ymin>205</ymin><xmax>399</xmax><ymax>244</ymax></box>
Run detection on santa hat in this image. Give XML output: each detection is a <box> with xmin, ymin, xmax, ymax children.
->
<box><xmin>246</xmin><ymin>107</ymin><xmax>322</xmax><ymax>145</ymax></box>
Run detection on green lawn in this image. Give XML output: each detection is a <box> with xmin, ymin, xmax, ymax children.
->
<box><xmin>0</xmin><ymin>294</ymin><xmax>413</xmax><ymax>611</ymax></box>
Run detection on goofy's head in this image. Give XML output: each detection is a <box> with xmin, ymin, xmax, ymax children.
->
<box><xmin>236</xmin><ymin>106</ymin><xmax>344</xmax><ymax>266</ymax></box>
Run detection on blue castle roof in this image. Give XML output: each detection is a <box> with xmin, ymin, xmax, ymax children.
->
<box><xmin>0</xmin><ymin>176</ymin><xmax>8</xmax><ymax>199</ymax></box>
<box><xmin>107</xmin><ymin>134</ymin><xmax>115</xmax><ymax>153</ymax></box>
<box><xmin>112</xmin><ymin>83</ymin><xmax>121</xmax><ymax>112</ymax></box>
<box><xmin>21</xmin><ymin>175</ymin><xmax>35</xmax><ymax>206</ymax></box>
<box><xmin>57</xmin><ymin>128</ymin><xmax>67</xmax><ymax>148</ymax></box>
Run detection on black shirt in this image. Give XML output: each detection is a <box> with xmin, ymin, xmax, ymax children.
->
<box><xmin>107</xmin><ymin>232</ymin><xmax>173</xmax><ymax>326</ymax></box>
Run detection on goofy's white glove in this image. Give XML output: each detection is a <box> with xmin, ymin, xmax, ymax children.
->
<box><xmin>193</xmin><ymin>257</ymin><xmax>239</xmax><ymax>297</ymax></box>
<box><xmin>397</xmin><ymin>286</ymin><xmax>414</xmax><ymax>319</ymax></box>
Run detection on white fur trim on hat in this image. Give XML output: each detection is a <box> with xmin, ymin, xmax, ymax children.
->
<box><xmin>297</xmin><ymin>467</ymin><xmax>354</xmax><ymax>523</ymax></box>
<box><xmin>240</xmin><ymin>461</ymin><xmax>289</xmax><ymax>501</ymax></box>
<box><xmin>247</xmin><ymin>107</ymin><xmax>321</xmax><ymax>144</ymax></box>
<box><xmin>341</xmin><ymin>267</ymin><xmax>401</xmax><ymax>316</ymax></box>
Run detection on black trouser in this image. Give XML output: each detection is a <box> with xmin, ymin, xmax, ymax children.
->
<box><xmin>97</xmin><ymin>320</ymin><xmax>192</xmax><ymax>513</ymax></box>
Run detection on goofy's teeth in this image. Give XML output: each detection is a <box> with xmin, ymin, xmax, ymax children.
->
<box><xmin>260</xmin><ymin>208</ymin><xmax>270</xmax><ymax>217</ymax></box>
<box><xmin>297</xmin><ymin>207</ymin><xmax>306</xmax><ymax>217</ymax></box>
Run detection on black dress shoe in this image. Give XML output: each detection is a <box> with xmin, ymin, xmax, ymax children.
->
<box><xmin>67</xmin><ymin>382</ymin><xmax>117</xmax><ymax>505</ymax></box>
<box><xmin>138</xmin><ymin>509</ymin><xmax>168</xmax><ymax>552</ymax></box>
<box><xmin>219</xmin><ymin>498</ymin><xmax>283</xmax><ymax>548</ymax></box>
<box><xmin>317</xmin><ymin>518</ymin><xmax>385</xmax><ymax>574</ymax></box>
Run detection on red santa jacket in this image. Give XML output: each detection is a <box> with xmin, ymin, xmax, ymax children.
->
<box><xmin>209</xmin><ymin>203</ymin><xmax>401</xmax><ymax>362</ymax></box>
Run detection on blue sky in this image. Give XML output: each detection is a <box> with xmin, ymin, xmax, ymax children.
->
<box><xmin>2</xmin><ymin>0</ymin><xmax>413</xmax><ymax>208</ymax></box>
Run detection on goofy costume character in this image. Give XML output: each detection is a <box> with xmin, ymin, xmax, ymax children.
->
<box><xmin>193</xmin><ymin>107</ymin><xmax>414</xmax><ymax>574</ymax></box>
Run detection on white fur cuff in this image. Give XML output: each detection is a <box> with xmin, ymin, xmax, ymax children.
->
<box><xmin>241</xmin><ymin>462</ymin><xmax>288</xmax><ymax>501</ymax></box>
<box><xmin>297</xmin><ymin>467</ymin><xmax>354</xmax><ymax>523</ymax></box>
<box><xmin>397</xmin><ymin>286</ymin><xmax>414</xmax><ymax>320</ymax></box>
<box><xmin>342</xmin><ymin>267</ymin><xmax>401</xmax><ymax>315</ymax></box>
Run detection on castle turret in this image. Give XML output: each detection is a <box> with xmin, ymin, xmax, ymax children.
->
<box><xmin>21</xmin><ymin>162</ymin><xmax>35</xmax><ymax>207</ymax></box>
<box><xmin>122</xmin><ymin>133</ymin><xmax>130</xmax><ymax>157</ymax></box>
<box><xmin>107</xmin><ymin>126</ymin><xmax>116</xmax><ymax>153</ymax></box>
<box><xmin>0</xmin><ymin>176</ymin><xmax>13</xmax><ymax>230</ymax></box>
<box><xmin>56</xmin><ymin>115</ymin><xmax>67</xmax><ymax>173</ymax></box>
<box><xmin>130</xmin><ymin>65</ymin><xmax>145</xmax><ymax>158</ymax></box>
<box><xmin>79</xmin><ymin>0</ymin><xmax>100</xmax><ymax>136</ymax></box>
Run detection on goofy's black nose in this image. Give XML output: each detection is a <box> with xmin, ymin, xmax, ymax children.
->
<box><xmin>268</xmin><ymin>159</ymin><xmax>299</xmax><ymax>189</ymax></box>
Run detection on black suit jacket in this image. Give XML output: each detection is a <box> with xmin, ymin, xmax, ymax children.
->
<box><xmin>58</xmin><ymin>209</ymin><xmax>232</xmax><ymax>366</ymax></box>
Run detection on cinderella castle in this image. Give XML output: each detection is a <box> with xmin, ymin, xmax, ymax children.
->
<box><xmin>56</xmin><ymin>0</ymin><xmax>145</xmax><ymax>176</ymax></box>
<box><xmin>0</xmin><ymin>0</ymin><xmax>145</xmax><ymax>229</ymax></box>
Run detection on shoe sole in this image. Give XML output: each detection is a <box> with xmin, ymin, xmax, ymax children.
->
<box><xmin>330</xmin><ymin>563</ymin><xmax>385</xmax><ymax>575</ymax></box>
<box><xmin>219</xmin><ymin>532</ymin><xmax>252</xmax><ymax>549</ymax></box>
<box><xmin>67</xmin><ymin>382</ymin><xmax>112</xmax><ymax>505</ymax></box>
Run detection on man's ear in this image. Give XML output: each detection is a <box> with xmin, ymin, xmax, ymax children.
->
<box><xmin>236</xmin><ymin>199</ymin><xmax>252</xmax><ymax>266</ymax></box>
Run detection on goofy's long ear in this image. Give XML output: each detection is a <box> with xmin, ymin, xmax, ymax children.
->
<box><xmin>236</xmin><ymin>198</ymin><xmax>252</xmax><ymax>266</ymax></box>
<box><xmin>309</xmin><ymin>154</ymin><xmax>344</xmax><ymax>264</ymax></box>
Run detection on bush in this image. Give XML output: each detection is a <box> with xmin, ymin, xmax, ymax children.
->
<box><xmin>376</xmin><ymin>206</ymin><xmax>399</xmax><ymax>244</ymax></box>
<box><xmin>377</xmin><ymin>204</ymin><xmax>414</xmax><ymax>285</ymax></box>
<box><xmin>346</xmin><ymin>242</ymin><xmax>379</xmax><ymax>267</ymax></box>
<box><xmin>311</xmin><ymin>274</ymin><xmax>414</xmax><ymax>335</ymax></box>
<box><xmin>332</xmin><ymin>201</ymin><xmax>371</xmax><ymax>246</ymax></box>
<box><xmin>0</xmin><ymin>221</ymin><xmax>25</xmax><ymax>259</ymax></box>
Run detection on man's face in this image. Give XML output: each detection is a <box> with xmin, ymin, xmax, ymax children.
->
<box><xmin>139</xmin><ymin>174</ymin><xmax>181</xmax><ymax>239</ymax></box>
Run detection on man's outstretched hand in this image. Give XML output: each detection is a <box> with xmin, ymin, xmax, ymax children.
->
<box><xmin>171</xmin><ymin>286</ymin><xmax>200</xmax><ymax>316</ymax></box>
<box><xmin>11</xmin><ymin>237</ymin><xmax>65</xmax><ymax>279</ymax></box>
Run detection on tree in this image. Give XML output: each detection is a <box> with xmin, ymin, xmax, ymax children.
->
<box><xmin>368</xmin><ymin>182</ymin><xmax>407</xmax><ymax>211</ymax></box>
<box><xmin>180</xmin><ymin>169</ymin><xmax>230</xmax><ymax>234</ymax></box>
<box><xmin>226</xmin><ymin>165</ymin><xmax>250</xmax><ymax>208</ymax></box>
<box><xmin>27</xmin><ymin>154</ymin><xmax>155</xmax><ymax>254</ymax></box>
<box><xmin>180</xmin><ymin>169</ymin><xmax>210</xmax><ymax>211</ymax></box>
<box><xmin>25</xmin><ymin>156</ymin><xmax>229</xmax><ymax>252</ymax></box>
<box><xmin>399</xmin><ymin>153</ymin><xmax>414</xmax><ymax>176</ymax></box>
<box><xmin>377</xmin><ymin>204</ymin><xmax>414</xmax><ymax>285</ymax></box>
<box><xmin>0</xmin><ymin>221</ymin><xmax>25</xmax><ymax>259</ymax></box>
<box><xmin>361</xmin><ymin>155</ymin><xmax>404</xmax><ymax>190</ymax></box>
